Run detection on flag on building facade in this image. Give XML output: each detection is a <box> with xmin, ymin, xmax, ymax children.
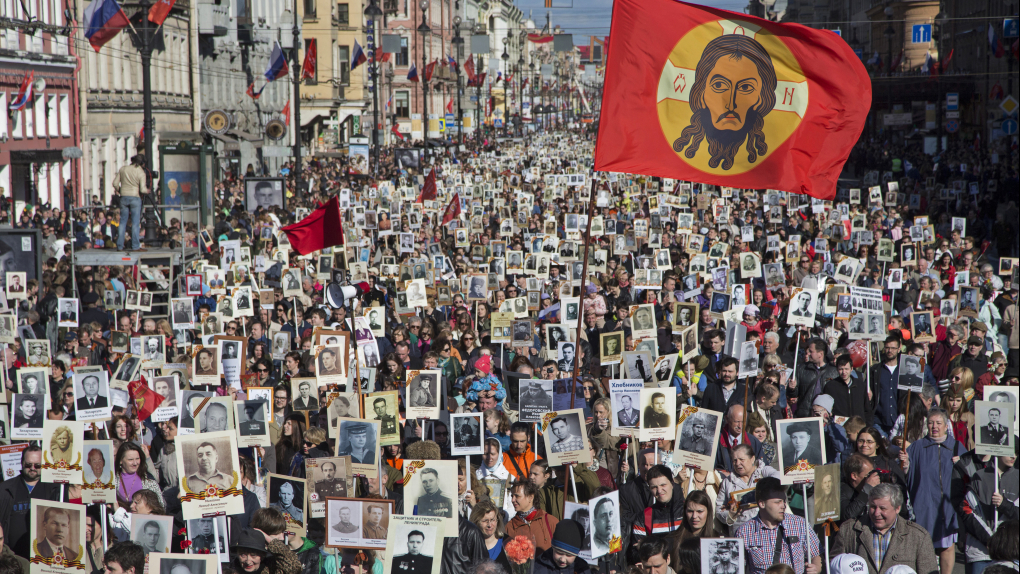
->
<box><xmin>246</xmin><ymin>83</ymin><xmax>266</xmax><ymax>100</ymax></box>
<box><xmin>265</xmin><ymin>42</ymin><xmax>289</xmax><ymax>81</ymax></box>
<box><xmin>989</xmin><ymin>24</ymin><xmax>1005</xmax><ymax>57</ymax></box>
<box><xmin>391</xmin><ymin>124</ymin><xmax>405</xmax><ymax>141</ymax></box>
<box><xmin>84</xmin><ymin>0</ymin><xmax>130</xmax><ymax>52</ymax></box>
<box><xmin>424</xmin><ymin>60</ymin><xmax>438</xmax><ymax>82</ymax></box>
<box><xmin>147</xmin><ymin>0</ymin><xmax>176</xmax><ymax>25</ymax></box>
<box><xmin>302</xmin><ymin>38</ymin><xmax>318</xmax><ymax>79</ymax></box>
<box><xmin>282</xmin><ymin>100</ymin><xmax>291</xmax><ymax>126</ymax></box>
<box><xmin>351</xmin><ymin>40</ymin><xmax>367</xmax><ymax>70</ymax></box>
<box><xmin>594</xmin><ymin>0</ymin><xmax>871</xmax><ymax>200</ymax></box>
<box><xmin>8</xmin><ymin>71</ymin><xmax>33</xmax><ymax>111</ymax></box>
<box><xmin>407</xmin><ymin>63</ymin><xmax>419</xmax><ymax>82</ymax></box>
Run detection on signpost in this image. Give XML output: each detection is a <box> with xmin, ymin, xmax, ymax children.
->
<box><xmin>1002</xmin><ymin>119</ymin><xmax>1019</xmax><ymax>136</ymax></box>
<box><xmin>945</xmin><ymin>119</ymin><xmax>960</xmax><ymax>133</ymax></box>
<box><xmin>946</xmin><ymin>93</ymin><xmax>959</xmax><ymax>111</ymax></box>
<box><xmin>1005</xmin><ymin>18</ymin><xmax>1019</xmax><ymax>39</ymax></box>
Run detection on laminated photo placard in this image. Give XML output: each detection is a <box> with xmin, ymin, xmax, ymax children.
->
<box><xmin>41</xmin><ymin>420</ymin><xmax>84</xmax><ymax>484</ymax></box>
<box><xmin>29</xmin><ymin>500</ymin><xmax>86</xmax><ymax>574</ymax></box>
<box><xmin>176</xmin><ymin>430</ymin><xmax>245</xmax><ymax>519</ymax></box>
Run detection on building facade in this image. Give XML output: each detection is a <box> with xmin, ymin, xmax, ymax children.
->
<box><xmin>0</xmin><ymin>0</ymin><xmax>79</xmax><ymax>209</ymax></box>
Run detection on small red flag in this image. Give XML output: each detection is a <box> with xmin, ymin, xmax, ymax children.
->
<box><xmin>147</xmin><ymin>0</ymin><xmax>176</xmax><ymax>25</ymax></box>
<box><xmin>446</xmin><ymin>98</ymin><xmax>454</xmax><ymax>114</ymax></box>
<box><xmin>424</xmin><ymin>60</ymin><xmax>438</xmax><ymax>82</ymax></box>
<box><xmin>465</xmin><ymin>55</ymin><xmax>476</xmax><ymax>83</ymax></box>
<box><xmin>301</xmin><ymin>39</ymin><xmax>317</xmax><ymax>80</ymax></box>
<box><xmin>594</xmin><ymin>0</ymin><xmax>870</xmax><ymax>200</ymax></box>
<box><xmin>282</xmin><ymin>100</ymin><xmax>291</xmax><ymax>126</ymax></box>
<box><xmin>281</xmin><ymin>196</ymin><xmax>345</xmax><ymax>255</ymax></box>
<box><xmin>391</xmin><ymin>124</ymin><xmax>406</xmax><ymax>141</ymax></box>
<box><xmin>129</xmin><ymin>377</ymin><xmax>164</xmax><ymax>421</ymax></box>
<box><xmin>441</xmin><ymin>193</ymin><xmax>461</xmax><ymax>226</ymax></box>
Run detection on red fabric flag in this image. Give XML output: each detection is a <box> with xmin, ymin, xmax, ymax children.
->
<box><xmin>441</xmin><ymin>193</ymin><xmax>461</xmax><ymax>226</ymax></box>
<box><xmin>129</xmin><ymin>377</ymin><xmax>164</xmax><ymax>421</ymax></box>
<box><xmin>301</xmin><ymin>39</ymin><xmax>317</xmax><ymax>80</ymax></box>
<box><xmin>147</xmin><ymin>0</ymin><xmax>176</xmax><ymax>25</ymax></box>
<box><xmin>282</xmin><ymin>100</ymin><xmax>291</xmax><ymax>126</ymax></box>
<box><xmin>465</xmin><ymin>55</ymin><xmax>476</xmax><ymax>83</ymax></box>
<box><xmin>419</xmin><ymin>169</ymin><xmax>438</xmax><ymax>202</ymax></box>
<box><xmin>281</xmin><ymin>196</ymin><xmax>345</xmax><ymax>255</ymax></box>
<box><xmin>391</xmin><ymin>124</ymin><xmax>406</xmax><ymax>141</ymax></box>
<box><xmin>594</xmin><ymin>0</ymin><xmax>871</xmax><ymax>200</ymax></box>
<box><xmin>527</xmin><ymin>33</ymin><xmax>554</xmax><ymax>44</ymax></box>
<box><xmin>424</xmin><ymin>60</ymin><xmax>438</xmax><ymax>82</ymax></box>
<box><xmin>446</xmin><ymin>98</ymin><xmax>454</xmax><ymax>114</ymax></box>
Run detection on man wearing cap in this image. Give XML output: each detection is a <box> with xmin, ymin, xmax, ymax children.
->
<box><xmin>781</xmin><ymin>421</ymin><xmax>822</xmax><ymax>470</ymax></box>
<box><xmin>678</xmin><ymin>414</ymin><xmax>712</xmax><ymax>455</ymax></box>
<box><xmin>831</xmin><ymin>483</ymin><xmax>938</xmax><ymax>574</ymax></box>
<box><xmin>337</xmin><ymin>422</ymin><xmax>374</xmax><ymax>464</ymax></box>
<box><xmin>533</xmin><ymin>520</ymin><xmax>591</xmax><ymax>574</ymax></box>
<box><xmin>238</xmin><ymin>403</ymin><xmax>265</xmax><ymax>436</ymax></box>
<box><xmin>736</xmin><ymin>477</ymin><xmax>821</xmax><ymax>574</ymax></box>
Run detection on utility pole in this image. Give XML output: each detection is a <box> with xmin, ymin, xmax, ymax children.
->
<box><xmin>291</xmin><ymin>0</ymin><xmax>304</xmax><ymax>198</ymax></box>
<box><xmin>367</xmin><ymin>0</ymin><xmax>382</xmax><ymax>173</ymax></box>
<box><xmin>132</xmin><ymin>0</ymin><xmax>160</xmax><ymax>246</ymax></box>
<box><xmin>417</xmin><ymin>0</ymin><xmax>430</xmax><ymax>162</ymax></box>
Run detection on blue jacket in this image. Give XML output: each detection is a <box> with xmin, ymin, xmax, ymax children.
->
<box><xmin>869</xmin><ymin>363</ymin><xmax>900</xmax><ymax>431</ymax></box>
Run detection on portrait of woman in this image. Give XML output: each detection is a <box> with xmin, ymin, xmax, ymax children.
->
<box><xmin>50</xmin><ymin>425</ymin><xmax>74</xmax><ymax>465</ymax></box>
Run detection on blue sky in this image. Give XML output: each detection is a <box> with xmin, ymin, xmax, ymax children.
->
<box><xmin>513</xmin><ymin>0</ymin><xmax>752</xmax><ymax>43</ymax></box>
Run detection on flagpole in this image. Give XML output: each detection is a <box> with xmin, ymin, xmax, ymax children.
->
<box><xmin>291</xmin><ymin>0</ymin><xmax>304</xmax><ymax>199</ymax></box>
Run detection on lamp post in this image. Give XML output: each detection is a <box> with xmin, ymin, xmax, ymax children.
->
<box><xmin>518</xmin><ymin>30</ymin><xmax>526</xmax><ymax>137</ymax></box>
<box><xmin>291</xmin><ymin>0</ymin><xmax>303</xmax><ymax>198</ymax></box>
<box><xmin>129</xmin><ymin>0</ymin><xmax>161</xmax><ymax>246</ymax></box>
<box><xmin>934</xmin><ymin>8</ymin><xmax>947</xmax><ymax>153</ymax></box>
<box><xmin>366</xmin><ymin>0</ymin><xmax>382</xmax><ymax>175</ymax></box>
<box><xmin>453</xmin><ymin>12</ymin><xmax>464</xmax><ymax>144</ymax></box>
<box><xmin>529</xmin><ymin>61</ymin><xmax>535</xmax><ymax>137</ymax></box>
<box><xmin>417</xmin><ymin>0</ymin><xmax>430</xmax><ymax>162</ymax></box>
<box><xmin>883</xmin><ymin>6</ymin><xmax>895</xmax><ymax>115</ymax></box>
<box><xmin>501</xmin><ymin>37</ymin><xmax>510</xmax><ymax>137</ymax></box>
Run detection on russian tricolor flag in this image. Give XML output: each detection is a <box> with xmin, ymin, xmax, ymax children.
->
<box><xmin>351</xmin><ymin>40</ymin><xmax>367</xmax><ymax>70</ymax></box>
<box><xmin>8</xmin><ymin>72</ymin><xmax>33</xmax><ymax>111</ymax></box>
<box><xmin>84</xmin><ymin>0</ymin><xmax>130</xmax><ymax>52</ymax></box>
<box><xmin>407</xmin><ymin>63</ymin><xmax>419</xmax><ymax>82</ymax></box>
<box><xmin>264</xmin><ymin>42</ymin><xmax>289</xmax><ymax>81</ymax></box>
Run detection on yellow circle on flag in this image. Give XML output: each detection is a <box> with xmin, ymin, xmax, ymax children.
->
<box><xmin>656</xmin><ymin>19</ymin><xmax>809</xmax><ymax>175</ymax></box>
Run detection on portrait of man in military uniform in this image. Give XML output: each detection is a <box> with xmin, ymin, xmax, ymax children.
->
<box><xmin>336</xmin><ymin>420</ymin><xmax>376</xmax><ymax>464</ymax></box>
<box><xmin>411</xmin><ymin>467</ymin><xmax>454</xmax><ymax>519</ymax></box>
<box><xmin>237</xmin><ymin>402</ymin><xmax>266</xmax><ymax>437</ymax></box>
<box><xmin>332</xmin><ymin>505</ymin><xmax>360</xmax><ymax>536</ymax></box>
<box><xmin>371</xmin><ymin>396</ymin><xmax>399</xmax><ymax>438</ymax></box>
<box><xmin>187</xmin><ymin>517</ymin><xmax>226</xmax><ymax>554</ymax></box>
<box><xmin>390</xmin><ymin>529</ymin><xmax>434</xmax><ymax>574</ymax></box>
<box><xmin>269</xmin><ymin>479</ymin><xmax>304</xmax><ymax>524</ymax></box>
<box><xmin>362</xmin><ymin>504</ymin><xmax>388</xmax><ymax>541</ymax></box>
<box><xmin>678</xmin><ymin>413</ymin><xmax>715</xmax><ymax>456</ymax></box>
<box><xmin>313</xmin><ymin>460</ymin><xmax>348</xmax><ymax>500</ymax></box>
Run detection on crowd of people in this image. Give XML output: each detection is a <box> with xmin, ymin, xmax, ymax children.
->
<box><xmin>0</xmin><ymin>128</ymin><xmax>1016</xmax><ymax>574</ymax></box>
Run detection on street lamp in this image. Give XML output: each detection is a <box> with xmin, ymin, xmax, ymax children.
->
<box><xmin>417</xmin><ymin>0</ymin><xmax>430</xmax><ymax>161</ymax></box>
<box><xmin>502</xmin><ymin>36</ymin><xmax>510</xmax><ymax>137</ymax></box>
<box><xmin>366</xmin><ymin>0</ymin><xmax>382</xmax><ymax>175</ymax></box>
<box><xmin>453</xmin><ymin>13</ymin><xmax>464</xmax><ymax>144</ymax></box>
<box><xmin>934</xmin><ymin>8</ymin><xmax>948</xmax><ymax>152</ymax></box>
<box><xmin>529</xmin><ymin>61</ymin><xmax>535</xmax><ymax>137</ymax></box>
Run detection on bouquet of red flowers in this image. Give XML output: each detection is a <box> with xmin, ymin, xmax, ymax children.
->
<box><xmin>504</xmin><ymin>535</ymin><xmax>536</xmax><ymax>574</ymax></box>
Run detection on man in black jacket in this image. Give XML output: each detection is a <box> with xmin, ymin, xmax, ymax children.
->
<box><xmin>0</xmin><ymin>446</ymin><xmax>61</xmax><ymax>556</ymax></box>
<box><xmin>698</xmin><ymin>329</ymin><xmax>728</xmax><ymax>387</ymax></box>
<box><xmin>822</xmin><ymin>354</ymin><xmax>875</xmax><ymax>426</ymax></box>
<box><xmin>701</xmin><ymin>358</ymin><xmax>746</xmax><ymax>414</ymax></box>
<box><xmin>795</xmin><ymin>338</ymin><xmax>839</xmax><ymax>417</ymax></box>
<box><xmin>840</xmin><ymin>453</ymin><xmax>881</xmax><ymax>523</ymax></box>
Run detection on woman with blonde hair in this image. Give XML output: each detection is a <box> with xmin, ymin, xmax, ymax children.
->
<box><xmin>470</xmin><ymin>500</ymin><xmax>511</xmax><ymax>571</ymax></box>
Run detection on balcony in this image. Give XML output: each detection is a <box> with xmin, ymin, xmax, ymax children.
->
<box><xmin>383</xmin><ymin>0</ymin><xmax>399</xmax><ymax>13</ymax></box>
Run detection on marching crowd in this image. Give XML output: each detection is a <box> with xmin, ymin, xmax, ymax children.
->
<box><xmin>0</xmin><ymin>128</ymin><xmax>1017</xmax><ymax>574</ymax></box>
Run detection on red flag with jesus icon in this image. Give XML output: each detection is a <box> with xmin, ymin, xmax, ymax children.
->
<box><xmin>594</xmin><ymin>0</ymin><xmax>871</xmax><ymax>200</ymax></box>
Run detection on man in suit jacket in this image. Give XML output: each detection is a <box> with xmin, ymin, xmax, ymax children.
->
<box><xmin>36</xmin><ymin>507</ymin><xmax>80</xmax><ymax>561</ymax></box>
<box><xmin>616</xmin><ymin>395</ymin><xmax>639</xmax><ymax>427</ymax></box>
<box><xmin>76</xmin><ymin>375</ymin><xmax>108</xmax><ymax>410</ymax></box>
<box><xmin>979</xmin><ymin>407</ymin><xmax>1008</xmax><ymax>446</ymax></box>
<box><xmin>699</xmin><ymin>330</ymin><xmax>729</xmax><ymax>387</ymax></box>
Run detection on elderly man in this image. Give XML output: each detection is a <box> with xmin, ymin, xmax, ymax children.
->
<box><xmin>186</xmin><ymin>442</ymin><xmax>233</xmax><ymax>491</ymax></box>
<box><xmin>832</xmin><ymin>483</ymin><xmax>939</xmax><ymax>574</ymax></box>
<box><xmin>899</xmin><ymin>409</ymin><xmax>967</xmax><ymax>574</ymax></box>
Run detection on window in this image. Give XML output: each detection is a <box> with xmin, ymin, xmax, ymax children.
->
<box><xmin>396</xmin><ymin>36</ymin><xmax>409</xmax><ymax>66</ymax></box>
<box><xmin>304</xmin><ymin>0</ymin><xmax>316</xmax><ymax>18</ymax></box>
<box><xmin>337</xmin><ymin>45</ymin><xmax>350</xmax><ymax>84</ymax></box>
<box><xmin>335</xmin><ymin>2</ymin><xmax>348</xmax><ymax>25</ymax></box>
<box><xmin>395</xmin><ymin>91</ymin><xmax>409</xmax><ymax>117</ymax></box>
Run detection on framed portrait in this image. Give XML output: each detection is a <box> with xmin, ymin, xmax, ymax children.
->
<box><xmin>974</xmin><ymin>400</ymin><xmax>1015</xmax><ymax>456</ymax></box>
<box><xmin>630</xmin><ymin>304</ymin><xmax>657</xmax><ymax>341</ymax></box>
<box><xmin>176</xmin><ymin>430</ymin><xmax>244</xmax><ymax>519</ymax></box>
<box><xmin>24</xmin><ymin>339</ymin><xmax>51</xmax><ymax>368</ymax></box>
<box><xmin>787</xmin><ymin>288</ymin><xmax>817</xmax><ymax>326</ymax></box>
<box><xmin>984</xmin><ymin>386</ymin><xmax>1020</xmax><ymax>429</ymax></box>
<box><xmin>245</xmin><ymin>177</ymin><xmax>286</xmax><ymax>211</ymax></box>
<box><xmin>600</xmin><ymin>331</ymin><xmax>624</xmax><ymax>366</ymax></box>
<box><xmin>639</xmin><ymin>388</ymin><xmax>676</xmax><ymax>442</ymax></box>
<box><xmin>140</xmin><ymin>334</ymin><xmax>166</xmax><ymax>370</ymax></box>
<box><xmin>910</xmin><ymin>311</ymin><xmax>934</xmax><ymax>343</ymax></box>
<box><xmin>701</xmin><ymin>539</ymin><xmax>744</xmax><ymax>574</ymax></box>
<box><xmin>184</xmin><ymin>517</ymin><xmax>227</xmax><ymax>555</ymax></box>
<box><xmin>57</xmin><ymin>298</ymin><xmax>79</xmax><ymax>329</ymax></box>
<box><xmin>541</xmin><ymin>409</ymin><xmax>592</xmax><ymax>467</ymax></box>
<box><xmin>12</xmin><ymin>394</ymin><xmax>45</xmax><ymax>440</ymax></box>
<box><xmin>588</xmin><ymin>490</ymin><xmax>622</xmax><ymax>559</ymax></box>
<box><xmin>673</xmin><ymin>405</ymin><xmax>723</xmax><ymax>469</ymax></box>
<box><xmin>290</xmin><ymin>378</ymin><xmax>320</xmax><ymax>411</ymax></box>
<box><xmin>315</xmin><ymin>345</ymin><xmax>346</xmax><ymax>387</ymax></box>
<box><xmin>405</xmin><ymin>370</ymin><xmax>441</xmax><ymax>420</ymax></box>
<box><xmin>334</xmin><ymin>417</ymin><xmax>380</xmax><ymax>476</ymax></box>
<box><xmin>149</xmin><ymin>552</ymin><xmax>217</xmax><ymax>574</ymax></box>
<box><xmin>813</xmin><ymin>463</ymin><xmax>841</xmax><ymax>524</ymax></box>
<box><xmin>306</xmin><ymin>457</ymin><xmax>353</xmax><ymax>518</ymax></box>
<box><xmin>652</xmin><ymin>353</ymin><xmax>678</xmax><ymax>387</ymax></box>
<box><xmin>400</xmin><ymin>460</ymin><xmax>458</xmax><ymax>535</ymax></box>
<box><xmin>326</xmin><ymin>498</ymin><xmax>393</xmax><ymax>550</ymax></box>
<box><xmin>191</xmin><ymin>396</ymin><xmax>234</xmax><ymax>434</ymax></box>
<box><xmin>81</xmin><ymin>440</ymin><xmax>115</xmax><ymax>503</ymax></box>
<box><xmin>266</xmin><ymin>473</ymin><xmax>307</xmax><ymax>536</ymax></box>
<box><xmin>235</xmin><ymin>400</ymin><xmax>270</xmax><ymax>447</ymax></box>
<box><xmin>608</xmin><ymin>378</ymin><xmax>643</xmax><ymax>434</ymax></box>
<box><xmin>73</xmin><ymin>370</ymin><xmax>112</xmax><ymax>422</ymax></box>
<box><xmin>40</xmin><ymin>420</ymin><xmax>84</xmax><ymax>484</ymax></box>
<box><xmin>131</xmin><ymin>514</ymin><xmax>174</xmax><ymax>556</ymax></box>
<box><xmin>363</xmin><ymin>391</ymin><xmax>400</xmax><ymax>446</ymax></box>
<box><xmin>383</xmin><ymin>515</ymin><xmax>444</xmax><ymax>574</ymax></box>
<box><xmin>622</xmin><ymin>351</ymin><xmax>654</xmax><ymax>384</ymax></box>
<box><xmin>192</xmin><ymin>346</ymin><xmax>221</xmax><ymax>386</ymax></box>
<box><xmin>171</xmin><ymin>298</ymin><xmax>195</xmax><ymax>329</ymax></box>
<box><xmin>28</xmin><ymin>500</ymin><xmax>84</xmax><ymax>574</ymax></box>
<box><xmin>776</xmin><ymin>417</ymin><xmax>826</xmax><ymax>484</ymax></box>
<box><xmin>450</xmin><ymin>413</ymin><xmax>483</xmax><ymax>456</ymax></box>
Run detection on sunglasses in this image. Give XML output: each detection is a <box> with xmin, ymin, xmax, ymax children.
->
<box><xmin>23</xmin><ymin>463</ymin><xmax>41</xmax><ymax>469</ymax></box>
<box><xmin>257</xmin><ymin>368</ymin><xmax>269</xmax><ymax>373</ymax></box>
<box><xmin>304</xmin><ymin>441</ymin><xmax>316</xmax><ymax>447</ymax></box>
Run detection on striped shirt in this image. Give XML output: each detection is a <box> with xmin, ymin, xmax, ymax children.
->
<box><xmin>736</xmin><ymin>514</ymin><xmax>821</xmax><ymax>574</ymax></box>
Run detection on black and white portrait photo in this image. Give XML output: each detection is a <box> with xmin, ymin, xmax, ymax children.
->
<box><xmin>245</xmin><ymin>178</ymin><xmax>286</xmax><ymax>211</ymax></box>
<box><xmin>451</xmin><ymin>413</ymin><xmax>483</xmax><ymax>456</ymax></box>
<box><xmin>700</xmin><ymin>539</ymin><xmax>743</xmax><ymax>574</ymax></box>
<box><xmin>543</xmin><ymin>409</ymin><xmax>591</xmax><ymax>466</ymax></box>
<box><xmin>897</xmin><ymin>355</ymin><xmax>923</xmax><ymax>392</ymax></box>
<box><xmin>131</xmin><ymin>515</ymin><xmax>173</xmax><ymax>555</ymax></box>
<box><xmin>268</xmin><ymin>474</ymin><xmax>306</xmax><ymax>526</ymax></box>
<box><xmin>974</xmin><ymin>399</ymin><xmax>1015</xmax><ymax>456</ymax></box>
<box><xmin>589</xmin><ymin>491</ymin><xmax>620</xmax><ymax>559</ymax></box>
<box><xmin>406</xmin><ymin>371</ymin><xmax>440</xmax><ymax>420</ymax></box>
<box><xmin>675</xmin><ymin>406</ymin><xmax>721</xmax><ymax>464</ymax></box>
<box><xmin>518</xmin><ymin>379</ymin><xmax>554</xmax><ymax>423</ymax></box>
<box><xmin>776</xmin><ymin>418</ymin><xmax>826</xmax><ymax>481</ymax></box>
<box><xmin>336</xmin><ymin>419</ymin><xmax>379</xmax><ymax>465</ymax></box>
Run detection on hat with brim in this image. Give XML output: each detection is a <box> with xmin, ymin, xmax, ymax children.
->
<box><xmin>233</xmin><ymin>529</ymin><xmax>268</xmax><ymax>555</ymax></box>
